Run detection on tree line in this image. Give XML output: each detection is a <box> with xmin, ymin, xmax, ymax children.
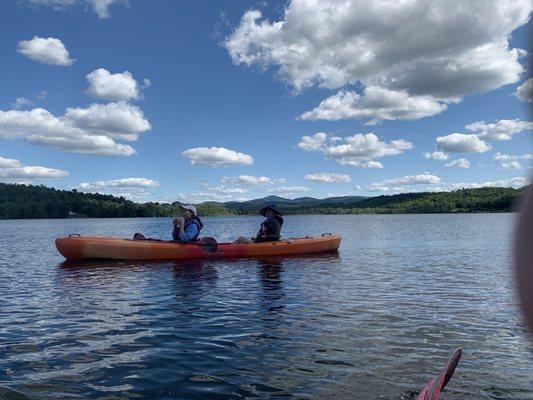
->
<box><xmin>0</xmin><ymin>183</ymin><xmax>233</xmax><ymax>219</ymax></box>
<box><xmin>0</xmin><ymin>183</ymin><xmax>525</xmax><ymax>219</ymax></box>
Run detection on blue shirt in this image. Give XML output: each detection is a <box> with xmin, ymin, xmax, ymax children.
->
<box><xmin>173</xmin><ymin>220</ymin><xmax>200</xmax><ymax>242</ymax></box>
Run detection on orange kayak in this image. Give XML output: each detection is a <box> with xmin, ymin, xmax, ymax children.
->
<box><xmin>55</xmin><ymin>234</ymin><xmax>342</xmax><ymax>261</ymax></box>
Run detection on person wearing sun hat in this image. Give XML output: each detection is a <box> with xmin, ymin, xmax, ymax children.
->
<box><xmin>172</xmin><ymin>204</ymin><xmax>204</xmax><ymax>242</ymax></box>
<box><xmin>234</xmin><ymin>203</ymin><xmax>284</xmax><ymax>244</ymax></box>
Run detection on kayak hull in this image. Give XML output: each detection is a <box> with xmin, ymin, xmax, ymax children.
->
<box><xmin>55</xmin><ymin>235</ymin><xmax>342</xmax><ymax>261</ymax></box>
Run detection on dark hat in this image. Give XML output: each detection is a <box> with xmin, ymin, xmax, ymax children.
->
<box><xmin>260</xmin><ymin>203</ymin><xmax>281</xmax><ymax>216</ymax></box>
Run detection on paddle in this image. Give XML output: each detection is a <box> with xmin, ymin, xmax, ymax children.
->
<box><xmin>195</xmin><ymin>237</ymin><xmax>218</xmax><ymax>253</ymax></box>
<box><xmin>416</xmin><ymin>348</ymin><xmax>462</xmax><ymax>400</ymax></box>
<box><xmin>132</xmin><ymin>233</ymin><xmax>218</xmax><ymax>253</ymax></box>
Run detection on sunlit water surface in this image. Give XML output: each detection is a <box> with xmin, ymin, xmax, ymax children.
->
<box><xmin>0</xmin><ymin>214</ymin><xmax>532</xmax><ymax>399</ymax></box>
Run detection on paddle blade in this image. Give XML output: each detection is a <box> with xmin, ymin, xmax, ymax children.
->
<box><xmin>416</xmin><ymin>348</ymin><xmax>462</xmax><ymax>400</ymax></box>
<box><xmin>197</xmin><ymin>237</ymin><xmax>218</xmax><ymax>253</ymax></box>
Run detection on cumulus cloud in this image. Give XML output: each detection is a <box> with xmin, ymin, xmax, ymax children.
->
<box><xmin>0</xmin><ymin>156</ymin><xmax>68</xmax><ymax>182</ymax></box>
<box><xmin>17</xmin><ymin>36</ymin><xmax>74</xmax><ymax>66</ymax></box>
<box><xmin>201</xmin><ymin>185</ymin><xmax>247</xmax><ymax>195</ymax></box>
<box><xmin>305</xmin><ymin>172</ymin><xmax>351</xmax><ymax>183</ymax></box>
<box><xmin>367</xmin><ymin>174</ymin><xmax>441</xmax><ymax>192</ymax></box>
<box><xmin>182</xmin><ymin>147</ymin><xmax>253</xmax><ymax>167</ymax></box>
<box><xmin>330</xmin><ymin>134</ymin><xmax>409</xmax><ymax>165</ymax></box>
<box><xmin>299</xmin><ymin>87</ymin><xmax>447</xmax><ymax>124</ymax></box>
<box><xmin>86</xmin><ymin>68</ymin><xmax>149</xmax><ymax>101</ymax></box>
<box><xmin>445</xmin><ymin>158</ymin><xmax>471</xmax><ymax>168</ymax></box>
<box><xmin>28</xmin><ymin>0</ymin><xmax>126</xmax><ymax>19</ymax></box>
<box><xmin>12</xmin><ymin>97</ymin><xmax>34</xmax><ymax>109</ymax></box>
<box><xmin>493</xmin><ymin>152</ymin><xmax>532</xmax><ymax>170</ymax></box>
<box><xmin>0</xmin><ymin>102</ymin><xmax>150</xmax><ymax>156</ymax></box>
<box><xmin>515</xmin><ymin>78</ymin><xmax>533</xmax><ymax>102</ymax></box>
<box><xmin>167</xmin><ymin>184</ymin><xmax>250</xmax><ymax>204</ymax></box>
<box><xmin>89</xmin><ymin>0</ymin><xmax>124</xmax><ymax>19</ymax></box>
<box><xmin>79</xmin><ymin>177</ymin><xmax>159</xmax><ymax>190</ymax></box>
<box><xmin>446</xmin><ymin>177</ymin><xmax>529</xmax><ymax>190</ymax></box>
<box><xmin>359</xmin><ymin>161</ymin><xmax>384</xmax><ymax>169</ymax></box>
<box><xmin>297</xmin><ymin>132</ymin><xmax>328</xmax><ymax>151</ymax></box>
<box><xmin>268</xmin><ymin>186</ymin><xmax>310</xmax><ymax>196</ymax></box>
<box><xmin>298</xmin><ymin>132</ymin><xmax>411</xmax><ymax>167</ymax></box>
<box><xmin>28</xmin><ymin>0</ymin><xmax>76</xmax><ymax>9</ymax></box>
<box><xmin>436</xmin><ymin>133</ymin><xmax>491</xmax><ymax>153</ymax></box>
<box><xmin>64</xmin><ymin>102</ymin><xmax>150</xmax><ymax>141</ymax></box>
<box><xmin>424</xmin><ymin>151</ymin><xmax>449</xmax><ymax>161</ymax></box>
<box><xmin>225</xmin><ymin>1</ymin><xmax>529</xmax><ymax>102</ymax></box>
<box><xmin>465</xmin><ymin>119</ymin><xmax>533</xmax><ymax>141</ymax></box>
<box><xmin>221</xmin><ymin>175</ymin><xmax>285</xmax><ymax>185</ymax></box>
<box><xmin>169</xmin><ymin>192</ymin><xmax>243</xmax><ymax>204</ymax></box>
<box><xmin>78</xmin><ymin>177</ymin><xmax>158</xmax><ymax>201</ymax></box>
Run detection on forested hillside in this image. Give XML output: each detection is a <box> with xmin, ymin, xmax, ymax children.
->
<box><xmin>0</xmin><ymin>183</ymin><xmax>524</xmax><ymax>219</ymax></box>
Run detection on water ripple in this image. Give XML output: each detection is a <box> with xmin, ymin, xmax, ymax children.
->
<box><xmin>0</xmin><ymin>215</ymin><xmax>532</xmax><ymax>399</ymax></box>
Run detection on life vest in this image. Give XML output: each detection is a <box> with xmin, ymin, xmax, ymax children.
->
<box><xmin>183</xmin><ymin>216</ymin><xmax>203</xmax><ymax>242</ymax></box>
<box><xmin>257</xmin><ymin>214</ymin><xmax>284</xmax><ymax>241</ymax></box>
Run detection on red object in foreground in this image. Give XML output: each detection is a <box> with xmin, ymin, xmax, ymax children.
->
<box><xmin>416</xmin><ymin>348</ymin><xmax>462</xmax><ymax>400</ymax></box>
<box><xmin>55</xmin><ymin>234</ymin><xmax>342</xmax><ymax>261</ymax></box>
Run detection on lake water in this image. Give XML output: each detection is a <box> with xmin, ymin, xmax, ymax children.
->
<box><xmin>0</xmin><ymin>214</ymin><xmax>532</xmax><ymax>399</ymax></box>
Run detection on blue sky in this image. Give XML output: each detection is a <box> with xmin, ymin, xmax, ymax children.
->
<box><xmin>0</xmin><ymin>0</ymin><xmax>531</xmax><ymax>203</ymax></box>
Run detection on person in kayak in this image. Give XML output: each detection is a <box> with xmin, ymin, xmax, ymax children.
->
<box><xmin>234</xmin><ymin>204</ymin><xmax>284</xmax><ymax>244</ymax></box>
<box><xmin>172</xmin><ymin>204</ymin><xmax>203</xmax><ymax>242</ymax></box>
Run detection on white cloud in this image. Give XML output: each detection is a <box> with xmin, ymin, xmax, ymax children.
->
<box><xmin>170</xmin><ymin>193</ymin><xmax>232</xmax><ymax>204</ymax></box>
<box><xmin>305</xmin><ymin>172</ymin><xmax>351</xmax><ymax>183</ymax></box>
<box><xmin>89</xmin><ymin>0</ymin><xmax>124</xmax><ymax>19</ymax></box>
<box><xmin>446</xmin><ymin>177</ymin><xmax>529</xmax><ymax>190</ymax></box>
<box><xmin>359</xmin><ymin>161</ymin><xmax>384</xmax><ymax>169</ymax></box>
<box><xmin>328</xmin><ymin>133</ymin><xmax>412</xmax><ymax>165</ymax></box>
<box><xmin>436</xmin><ymin>133</ymin><xmax>491</xmax><ymax>153</ymax></box>
<box><xmin>299</xmin><ymin>87</ymin><xmax>447</xmax><ymax>124</ymax></box>
<box><xmin>86</xmin><ymin>68</ymin><xmax>148</xmax><ymax>101</ymax></box>
<box><xmin>28</xmin><ymin>134</ymin><xmax>135</xmax><ymax>156</ymax></box>
<box><xmin>0</xmin><ymin>102</ymin><xmax>150</xmax><ymax>156</ymax></box>
<box><xmin>0</xmin><ymin>157</ymin><xmax>21</xmax><ymax>169</ymax></box>
<box><xmin>445</xmin><ymin>158</ymin><xmax>471</xmax><ymax>168</ymax></box>
<box><xmin>12</xmin><ymin>97</ymin><xmax>34</xmax><ymax>109</ymax></box>
<box><xmin>297</xmin><ymin>132</ymin><xmax>328</xmax><ymax>151</ymax></box>
<box><xmin>423</xmin><ymin>151</ymin><xmax>449</xmax><ymax>161</ymax></box>
<box><xmin>367</xmin><ymin>174</ymin><xmax>441</xmax><ymax>192</ymax></box>
<box><xmin>493</xmin><ymin>152</ymin><xmax>532</xmax><ymax>170</ymax></box>
<box><xmin>500</xmin><ymin>161</ymin><xmax>522</xmax><ymax>170</ymax></box>
<box><xmin>268</xmin><ymin>186</ymin><xmax>310</xmax><ymax>196</ymax></box>
<box><xmin>182</xmin><ymin>147</ymin><xmax>253</xmax><ymax>167</ymax></box>
<box><xmin>221</xmin><ymin>175</ymin><xmax>285</xmax><ymax>185</ymax></box>
<box><xmin>17</xmin><ymin>36</ymin><xmax>74</xmax><ymax>66</ymax></box>
<box><xmin>0</xmin><ymin>156</ymin><xmax>68</xmax><ymax>182</ymax></box>
<box><xmin>78</xmin><ymin>177</ymin><xmax>157</xmax><ymax>202</ymax></box>
<box><xmin>515</xmin><ymin>78</ymin><xmax>533</xmax><ymax>102</ymax></box>
<box><xmin>37</xmin><ymin>91</ymin><xmax>48</xmax><ymax>100</ymax></box>
<box><xmin>28</xmin><ymin>0</ymin><xmax>77</xmax><ymax>9</ymax></box>
<box><xmin>224</xmin><ymin>1</ymin><xmax>529</xmax><ymax>99</ymax></box>
<box><xmin>28</xmin><ymin>0</ymin><xmax>126</xmax><ymax>19</ymax></box>
<box><xmin>79</xmin><ymin>177</ymin><xmax>159</xmax><ymax>190</ymax></box>
<box><xmin>64</xmin><ymin>102</ymin><xmax>150</xmax><ymax>141</ymax></box>
<box><xmin>465</xmin><ymin>119</ymin><xmax>533</xmax><ymax>141</ymax></box>
<box><xmin>201</xmin><ymin>185</ymin><xmax>247</xmax><ymax>195</ymax></box>
<box><xmin>298</xmin><ymin>132</ymin><xmax>411</xmax><ymax>167</ymax></box>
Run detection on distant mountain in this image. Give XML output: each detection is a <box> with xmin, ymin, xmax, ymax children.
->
<box><xmin>209</xmin><ymin>194</ymin><xmax>369</xmax><ymax>213</ymax></box>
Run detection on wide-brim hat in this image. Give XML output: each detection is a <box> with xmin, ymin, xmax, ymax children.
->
<box><xmin>260</xmin><ymin>204</ymin><xmax>281</xmax><ymax>216</ymax></box>
<box><xmin>180</xmin><ymin>204</ymin><xmax>198</xmax><ymax>217</ymax></box>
